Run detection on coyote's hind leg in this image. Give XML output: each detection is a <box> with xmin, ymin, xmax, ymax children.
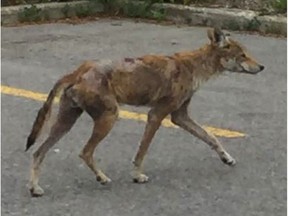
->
<box><xmin>29</xmin><ymin>95</ymin><xmax>83</xmax><ymax>197</ymax></box>
<box><xmin>79</xmin><ymin>96</ymin><xmax>119</xmax><ymax>184</ymax></box>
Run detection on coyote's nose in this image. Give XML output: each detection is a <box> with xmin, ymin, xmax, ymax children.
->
<box><xmin>259</xmin><ymin>65</ymin><xmax>265</xmax><ymax>71</ymax></box>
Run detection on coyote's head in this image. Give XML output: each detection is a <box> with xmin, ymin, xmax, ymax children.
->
<box><xmin>207</xmin><ymin>28</ymin><xmax>265</xmax><ymax>74</ymax></box>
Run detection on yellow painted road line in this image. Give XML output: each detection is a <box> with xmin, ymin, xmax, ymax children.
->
<box><xmin>1</xmin><ymin>85</ymin><xmax>245</xmax><ymax>138</ymax></box>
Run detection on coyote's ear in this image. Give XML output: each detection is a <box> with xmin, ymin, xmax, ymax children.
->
<box><xmin>207</xmin><ymin>27</ymin><xmax>225</xmax><ymax>46</ymax></box>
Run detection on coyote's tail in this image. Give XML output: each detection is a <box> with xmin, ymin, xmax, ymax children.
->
<box><xmin>25</xmin><ymin>61</ymin><xmax>96</xmax><ymax>151</ymax></box>
<box><xmin>25</xmin><ymin>74</ymin><xmax>75</xmax><ymax>151</ymax></box>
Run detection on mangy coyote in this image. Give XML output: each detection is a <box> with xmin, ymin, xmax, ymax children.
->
<box><xmin>26</xmin><ymin>27</ymin><xmax>265</xmax><ymax>197</ymax></box>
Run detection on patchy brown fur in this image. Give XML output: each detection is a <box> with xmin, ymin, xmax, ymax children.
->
<box><xmin>26</xmin><ymin>28</ymin><xmax>264</xmax><ymax>197</ymax></box>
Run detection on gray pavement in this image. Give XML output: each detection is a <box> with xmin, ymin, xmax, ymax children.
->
<box><xmin>1</xmin><ymin>19</ymin><xmax>287</xmax><ymax>216</ymax></box>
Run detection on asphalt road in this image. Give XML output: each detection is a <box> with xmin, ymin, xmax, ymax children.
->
<box><xmin>1</xmin><ymin>19</ymin><xmax>286</xmax><ymax>216</ymax></box>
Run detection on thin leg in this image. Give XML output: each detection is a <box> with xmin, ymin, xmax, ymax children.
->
<box><xmin>171</xmin><ymin>102</ymin><xmax>236</xmax><ymax>166</ymax></box>
<box><xmin>29</xmin><ymin>97</ymin><xmax>83</xmax><ymax>197</ymax></box>
<box><xmin>79</xmin><ymin>112</ymin><xmax>118</xmax><ymax>184</ymax></box>
<box><xmin>132</xmin><ymin>107</ymin><xmax>172</xmax><ymax>183</ymax></box>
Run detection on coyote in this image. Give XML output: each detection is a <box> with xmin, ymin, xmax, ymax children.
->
<box><xmin>26</xmin><ymin>27</ymin><xmax>264</xmax><ymax>197</ymax></box>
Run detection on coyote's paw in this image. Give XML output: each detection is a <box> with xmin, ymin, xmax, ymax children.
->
<box><xmin>96</xmin><ymin>173</ymin><xmax>111</xmax><ymax>185</ymax></box>
<box><xmin>133</xmin><ymin>173</ymin><xmax>149</xmax><ymax>183</ymax></box>
<box><xmin>29</xmin><ymin>184</ymin><xmax>44</xmax><ymax>197</ymax></box>
<box><xmin>221</xmin><ymin>152</ymin><xmax>236</xmax><ymax>166</ymax></box>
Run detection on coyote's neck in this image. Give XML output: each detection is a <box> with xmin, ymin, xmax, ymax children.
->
<box><xmin>175</xmin><ymin>45</ymin><xmax>224</xmax><ymax>90</ymax></box>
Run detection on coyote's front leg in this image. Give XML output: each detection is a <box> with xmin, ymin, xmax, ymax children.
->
<box><xmin>132</xmin><ymin>105</ymin><xmax>175</xmax><ymax>183</ymax></box>
<box><xmin>171</xmin><ymin>101</ymin><xmax>236</xmax><ymax>166</ymax></box>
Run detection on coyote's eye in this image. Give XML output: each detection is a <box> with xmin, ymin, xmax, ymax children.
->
<box><xmin>240</xmin><ymin>53</ymin><xmax>246</xmax><ymax>58</ymax></box>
